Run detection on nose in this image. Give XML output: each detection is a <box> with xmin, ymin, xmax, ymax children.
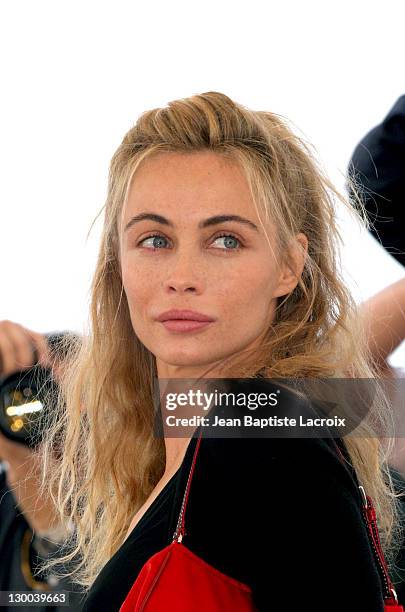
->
<box><xmin>162</xmin><ymin>251</ymin><xmax>205</xmax><ymax>295</ymax></box>
<box><xmin>167</xmin><ymin>281</ymin><xmax>197</xmax><ymax>293</ymax></box>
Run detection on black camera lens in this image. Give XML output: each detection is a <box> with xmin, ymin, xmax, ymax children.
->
<box><xmin>0</xmin><ymin>369</ymin><xmax>57</xmax><ymax>447</ymax></box>
<box><xmin>0</xmin><ymin>331</ymin><xmax>77</xmax><ymax>448</ymax></box>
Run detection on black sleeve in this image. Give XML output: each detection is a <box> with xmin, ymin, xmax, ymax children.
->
<box><xmin>0</xmin><ymin>466</ymin><xmax>84</xmax><ymax>611</ymax></box>
<box><xmin>185</xmin><ymin>436</ymin><xmax>385</xmax><ymax>612</ymax></box>
<box><xmin>348</xmin><ymin>95</ymin><xmax>405</xmax><ymax>265</ymax></box>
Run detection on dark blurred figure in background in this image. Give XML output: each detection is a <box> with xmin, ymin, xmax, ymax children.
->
<box><xmin>348</xmin><ymin>95</ymin><xmax>405</xmax><ymax>266</ymax></box>
<box><xmin>349</xmin><ymin>96</ymin><xmax>405</xmax><ymax>606</ymax></box>
<box><xmin>0</xmin><ymin>320</ymin><xmax>84</xmax><ymax>611</ymax></box>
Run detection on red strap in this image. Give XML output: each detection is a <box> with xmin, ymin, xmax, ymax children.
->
<box><xmin>361</xmin><ymin>492</ymin><xmax>404</xmax><ymax>610</ymax></box>
<box><xmin>172</xmin><ymin>427</ymin><xmax>203</xmax><ymax>542</ymax></box>
<box><xmin>333</xmin><ymin>439</ymin><xmax>403</xmax><ymax>609</ymax></box>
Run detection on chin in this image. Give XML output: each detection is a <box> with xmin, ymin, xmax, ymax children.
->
<box><xmin>157</xmin><ymin>351</ymin><xmax>220</xmax><ymax>369</ymax></box>
<box><xmin>160</xmin><ymin>355</ymin><xmax>212</xmax><ymax>367</ymax></box>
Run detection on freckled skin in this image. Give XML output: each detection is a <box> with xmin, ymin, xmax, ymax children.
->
<box><xmin>119</xmin><ymin>151</ymin><xmax>307</xmax><ymax>380</ymax></box>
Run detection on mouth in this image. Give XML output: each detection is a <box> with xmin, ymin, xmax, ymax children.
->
<box><xmin>159</xmin><ymin>319</ymin><xmax>213</xmax><ymax>333</ymax></box>
<box><xmin>155</xmin><ymin>309</ymin><xmax>215</xmax><ymax>333</ymax></box>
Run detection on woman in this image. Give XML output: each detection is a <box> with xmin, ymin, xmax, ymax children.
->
<box><xmin>40</xmin><ymin>92</ymin><xmax>403</xmax><ymax>611</ymax></box>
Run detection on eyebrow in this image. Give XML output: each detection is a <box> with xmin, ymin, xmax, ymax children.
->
<box><xmin>124</xmin><ymin>213</ymin><xmax>260</xmax><ymax>233</ymax></box>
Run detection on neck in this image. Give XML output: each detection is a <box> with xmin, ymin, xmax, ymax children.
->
<box><xmin>163</xmin><ymin>435</ymin><xmax>192</xmax><ymax>474</ymax></box>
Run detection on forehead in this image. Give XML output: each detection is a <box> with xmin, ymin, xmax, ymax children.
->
<box><xmin>122</xmin><ymin>151</ymin><xmax>257</xmax><ymax>224</ymax></box>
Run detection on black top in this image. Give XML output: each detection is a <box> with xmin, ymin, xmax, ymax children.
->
<box><xmin>82</xmin><ymin>430</ymin><xmax>385</xmax><ymax>611</ymax></box>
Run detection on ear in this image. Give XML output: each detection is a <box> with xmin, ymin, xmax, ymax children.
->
<box><xmin>273</xmin><ymin>233</ymin><xmax>308</xmax><ymax>298</ymax></box>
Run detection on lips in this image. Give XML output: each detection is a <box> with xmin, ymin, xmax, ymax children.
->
<box><xmin>160</xmin><ymin>319</ymin><xmax>213</xmax><ymax>332</ymax></box>
<box><xmin>156</xmin><ymin>309</ymin><xmax>215</xmax><ymax>322</ymax></box>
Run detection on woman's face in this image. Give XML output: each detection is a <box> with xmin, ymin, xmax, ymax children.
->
<box><xmin>119</xmin><ymin>151</ymin><xmax>306</xmax><ymax>379</ymax></box>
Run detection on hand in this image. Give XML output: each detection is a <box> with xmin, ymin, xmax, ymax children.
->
<box><xmin>0</xmin><ymin>319</ymin><xmax>51</xmax><ymax>379</ymax></box>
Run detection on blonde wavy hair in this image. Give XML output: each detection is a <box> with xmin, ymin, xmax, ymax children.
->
<box><xmin>39</xmin><ymin>91</ymin><xmax>403</xmax><ymax>589</ymax></box>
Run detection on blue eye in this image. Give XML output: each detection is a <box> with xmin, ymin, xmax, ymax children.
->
<box><xmin>138</xmin><ymin>234</ymin><xmax>169</xmax><ymax>249</ymax></box>
<box><xmin>212</xmin><ymin>233</ymin><xmax>241</xmax><ymax>251</ymax></box>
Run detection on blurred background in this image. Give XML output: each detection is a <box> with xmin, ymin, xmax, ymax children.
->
<box><xmin>1</xmin><ymin>0</ymin><xmax>404</xmax><ymax>364</ymax></box>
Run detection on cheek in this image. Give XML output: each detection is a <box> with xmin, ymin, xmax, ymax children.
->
<box><xmin>219</xmin><ymin>269</ymin><xmax>275</xmax><ymax>312</ymax></box>
<box><xmin>121</xmin><ymin>264</ymin><xmax>152</xmax><ymax>312</ymax></box>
